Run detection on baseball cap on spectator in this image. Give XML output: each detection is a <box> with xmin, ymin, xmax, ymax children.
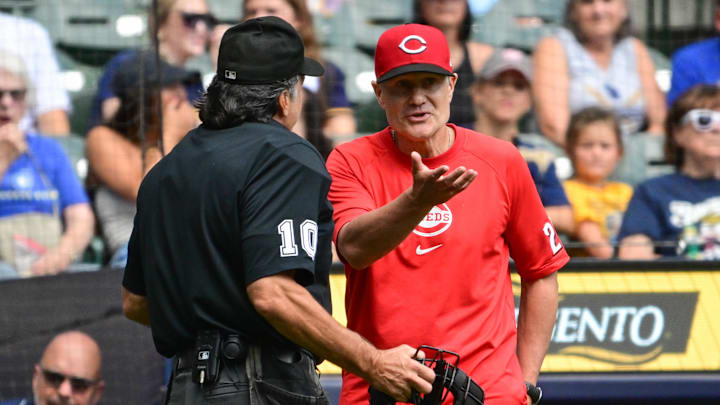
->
<box><xmin>111</xmin><ymin>51</ymin><xmax>200</xmax><ymax>96</ymax></box>
<box><xmin>478</xmin><ymin>48</ymin><xmax>533</xmax><ymax>82</ymax></box>
<box><xmin>374</xmin><ymin>23</ymin><xmax>454</xmax><ymax>83</ymax></box>
<box><xmin>216</xmin><ymin>16</ymin><xmax>324</xmax><ymax>85</ymax></box>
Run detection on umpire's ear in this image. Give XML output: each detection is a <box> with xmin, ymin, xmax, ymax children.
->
<box><xmin>277</xmin><ymin>89</ymin><xmax>291</xmax><ymax>118</ymax></box>
<box><xmin>274</xmin><ymin>84</ymin><xmax>302</xmax><ymax>130</ymax></box>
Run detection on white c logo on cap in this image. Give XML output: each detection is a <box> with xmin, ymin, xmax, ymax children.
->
<box><xmin>398</xmin><ymin>35</ymin><xmax>427</xmax><ymax>54</ymax></box>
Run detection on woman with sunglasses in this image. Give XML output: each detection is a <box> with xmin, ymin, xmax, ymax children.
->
<box><xmin>618</xmin><ymin>85</ymin><xmax>720</xmax><ymax>259</ymax></box>
<box><xmin>88</xmin><ymin>0</ymin><xmax>212</xmax><ymax>128</ymax></box>
<box><xmin>0</xmin><ymin>51</ymin><xmax>94</xmax><ymax>278</ymax></box>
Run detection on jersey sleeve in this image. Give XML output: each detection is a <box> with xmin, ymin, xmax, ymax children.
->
<box><xmin>123</xmin><ymin>212</ymin><xmax>146</xmax><ymax>296</ymax></box>
<box><xmin>504</xmin><ymin>149</ymin><xmax>569</xmax><ymax>279</ymax></box>
<box><xmin>617</xmin><ymin>181</ymin><xmax>662</xmax><ymax>241</ymax></box>
<box><xmin>326</xmin><ymin>147</ymin><xmax>376</xmax><ymax>243</ymax></box>
<box><xmin>240</xmin><ymin>143</ymin><xmax>330</xmax><ymax>287</ymax></box>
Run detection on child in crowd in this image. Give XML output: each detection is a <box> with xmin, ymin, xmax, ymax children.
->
<box><xmin>564</xmin><ymin>107</ymin><xmax>633</xmax><ymax>258</ymax></box>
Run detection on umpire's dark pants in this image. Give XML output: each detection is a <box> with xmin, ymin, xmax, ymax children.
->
<box><xmin>166</xmin><ymin>343</ymin><xmax>330</xmax><ymax>405</ymax></box>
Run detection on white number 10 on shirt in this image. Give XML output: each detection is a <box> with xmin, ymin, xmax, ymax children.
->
<box><xmin>277</xmin><ymin>219</ymin><xmax>318</xmax><ymax>260</ymax></box>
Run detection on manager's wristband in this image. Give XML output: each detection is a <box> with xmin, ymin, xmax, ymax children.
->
<box><xmin>525</xmin><ymin>382</ymin><xmax>542</xmax><ymax>405</ymax></box>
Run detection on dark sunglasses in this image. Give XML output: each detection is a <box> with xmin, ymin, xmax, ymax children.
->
<box><xmin>180</xmin><ymin>12</ymin><xmax>218</xmax><ymax>30</ymax></box>
<box><xmin>681</xmin><ymin>109</ymin><xmax>720</xmax><ymax>132</ymax></box>
<box><xmin>0</xmin><ymin>88</ymin><xmax>26</xmax><ymax>103</ymax></box>
<box><xmin>40</xmin><ymin>367</ymin><xmax>100</xmax><ymax>393</ymax></box>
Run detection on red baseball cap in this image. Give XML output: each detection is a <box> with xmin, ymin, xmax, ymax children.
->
<box><xmin>374</xmin><ymin>24</ymin><xmax>454</xmax><ymax>83</ymax></box>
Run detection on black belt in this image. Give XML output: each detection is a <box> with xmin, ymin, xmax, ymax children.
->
<box><xmin>175</xmin><ymin>335</ymin><xmax>313</xmax><ymax>372</ymax></box>
<box><xmin>176</xmin><ymin>334</ymin><xmax>248</xmax><ymax>372</ymax></box>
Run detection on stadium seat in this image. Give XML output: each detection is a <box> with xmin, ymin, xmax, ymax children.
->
<box><xmin>30</xmin><ymin>0</ymin><xmax>149</xmax><ymax>52</ymax></box>
<box><xmin>472</xmin><ymin>0</ymin><xmax>564</xmax><ymax>51</ymax></box>
<box><xmin>206</xmin><ymin>0</ymin><xmax>242</xmax><ymax>24</ymax></box>
<box><xmin>54</xmin><ymin>48</ymin><xmax>104</xmax><ymax>136</ymax></box>
<box><xmin>54</xmin><ymin>134</ymin><xmax>88</xmax><ymax>182</ymax></box>
<box><xmin>323</xmin><ymin>46</ymin><xmax>376</xmax><ymax>105</ymax></box>
<box><xmin>350</xmin><ymin>0</ymin><xmax>412</xmax><ymax>53</ymax></box>
<box><xmin>314</xmin><ymin>2</ymin><xmax>356</xmax><ymax>49</ymax></box>
<box><xmin>612</xmin><ymin>132</ymin><xmax>674</xmax><ymax>187</ymax></box>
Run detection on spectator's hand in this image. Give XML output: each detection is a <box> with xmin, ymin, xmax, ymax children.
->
<box><xmin>369</xmin><ymin>344</ymin><xmax>435</xmax><ymax>402</ymax></box>
<box><xmin>162</xmin><ymin>96</ymin><xmax>198</xmax><ymax>152</ymax></box>
<box><xmin>0</xmin><ymin>123</ymin><xmax>27</xmax><ymax>163</ymax></box>
<box><xmin>408</xmin><ymin>151</ymin><xmax>477</xmax><ymax>209</ymax></box>
<box><xmin>31</xmin><ymin>248</ymin><xmax>72</xmax><ymax>276</ymax></box>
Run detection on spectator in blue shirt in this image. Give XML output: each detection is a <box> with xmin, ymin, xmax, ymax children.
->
<box><xmin>0</xmin><ymin>51</ymin><xmax>94</xmax><ymax>278</ymax></box>
<box><xmin>667</xmin><ymin>0</ymin><xmax>720</xmax><ymax>105</ymax></box>
<box><xmin>619</xmin><ymin>85</ymin><xmax>720</xmax><ymax>259</ymax></box>
<box><xmin>473</xmin><ymin>47</ymin><xmax>574</xmax><ymax>235</ymax></box>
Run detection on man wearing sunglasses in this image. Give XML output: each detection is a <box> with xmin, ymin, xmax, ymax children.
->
<box><xmin>1</xmin><ymin>331</ymin><xmax>104</xmax><ymax>405</ymax></box>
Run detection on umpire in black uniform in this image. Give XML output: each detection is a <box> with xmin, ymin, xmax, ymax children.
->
<box><xmin>120</xmin><ymin>16</ymin><xmax>435</xmax><ymax>405</ymax></box>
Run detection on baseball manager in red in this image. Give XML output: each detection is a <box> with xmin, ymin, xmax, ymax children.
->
<box><xmin>327</xmin><ymin>23</ymin><xmax>569</xmax><ymax>405</ymax></box>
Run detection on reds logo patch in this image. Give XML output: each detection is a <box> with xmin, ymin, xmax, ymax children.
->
<box><xmin>413</xmin><ymin>204</ymin><xmax>452</xmax><ymax>237</ymax></box>
<box><xmin>398</xmin><ymin>35</ymin><xmax>427</xmax><ymax>54</ymax></box>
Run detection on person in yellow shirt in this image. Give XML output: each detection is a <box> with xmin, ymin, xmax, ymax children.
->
<box><xmin>564</xmin><ymin>107</ymin><xmax>633</xmax><ymax>258</ymax></box>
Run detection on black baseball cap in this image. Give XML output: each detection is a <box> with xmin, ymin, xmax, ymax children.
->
<box><xmin>111</xmin><ymin>51</ymin><xmax>200</xmax><ymax>95</ymax></box>
<box><xmin>217</xmin><ymin>16</ymin><xmax>324</xmax><ymax>84</ymax></box>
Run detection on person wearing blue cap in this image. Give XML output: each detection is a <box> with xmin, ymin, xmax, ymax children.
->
<box><xmin>121</xmin><ymin>16</ymin><xmax>435</xmax><ymax>405</ymax></box>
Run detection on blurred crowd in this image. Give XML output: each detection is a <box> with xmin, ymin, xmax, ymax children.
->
<box><xmin>1</xmin><ymin>0</ymin><xmax>720</xmax><ymax>282</ymax></box>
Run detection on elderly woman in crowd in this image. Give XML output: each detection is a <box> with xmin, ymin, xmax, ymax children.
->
<box><xmin>618</xmin><ymin>85</ymin><xmax>720</xmax><ymax>259</ymax></box>
<box><xmin>86</xmin><ymin>53</ymin><xmax>198</xmax><ymax>267</ymax></box>
<box><xmin>89</xmin><ymin>0</ymin><xmax>209</xmax><ymax>128</ymax></box>
<box><xmin>533</xmin><ymin>0</ymin><xmax>665</xmax><ymax>145</ymax></box>
<box><xmin>0</xmin><ymin>51</ymin><xmax>94</xmax><ymax>278</ymax></box>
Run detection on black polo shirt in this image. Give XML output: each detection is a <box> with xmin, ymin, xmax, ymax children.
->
<box><xmin>122</xmin><ymin>120</ymin><xmax>333</xmax><ymax>358</ymax></box>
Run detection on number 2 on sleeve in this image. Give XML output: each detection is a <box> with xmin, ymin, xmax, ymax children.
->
<box><xmin>543</xmin><ymin>222</ymin><xmax>562</xmax><ymax>255</ymax></box>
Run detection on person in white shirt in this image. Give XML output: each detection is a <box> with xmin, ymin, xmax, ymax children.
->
<box><xmin>0</xmin><ymin>12</ymin><xmax>71</xmax><ymax>135</ymax></box>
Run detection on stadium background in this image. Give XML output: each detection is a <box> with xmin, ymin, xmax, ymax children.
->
<box><xmin>0</xmin><ymin>0</ymin><xmax>719</xmax><ymax>404</ymax></box>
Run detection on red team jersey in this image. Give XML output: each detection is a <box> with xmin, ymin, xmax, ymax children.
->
<box><xmin>326</xmin><ymin>125</ymin><xmax>569</xmax><ymax>405</ymax></box>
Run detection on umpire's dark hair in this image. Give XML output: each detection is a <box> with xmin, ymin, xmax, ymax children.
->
<box><xmin>413</xmin><ymin>0</ymin><xmax>473</xmax><ymax>42</ymax></box>
<box><xmin>563</xmin><ymin>0</ymin><xmax>632</xmax><ymax>44</ymax></box>
<box><xmin>195</xmin><ymin>75</ymin><xmax>300</xmax><ymax>129</ymax></box>
<box><xmin>665</xmin><ymin>84</ymin><xmax>720</xmax><ymax>169</ymax></box>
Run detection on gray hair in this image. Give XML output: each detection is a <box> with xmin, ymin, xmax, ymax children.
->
<box><xmin>196</xmin><ymin>75</ymin><xmax>300</xmax><ymax>129</ymax></box>
<box><xmin>0</xmin><ymin>50</ymin><xmax>34</xmax><ymax>108</ymax></box>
